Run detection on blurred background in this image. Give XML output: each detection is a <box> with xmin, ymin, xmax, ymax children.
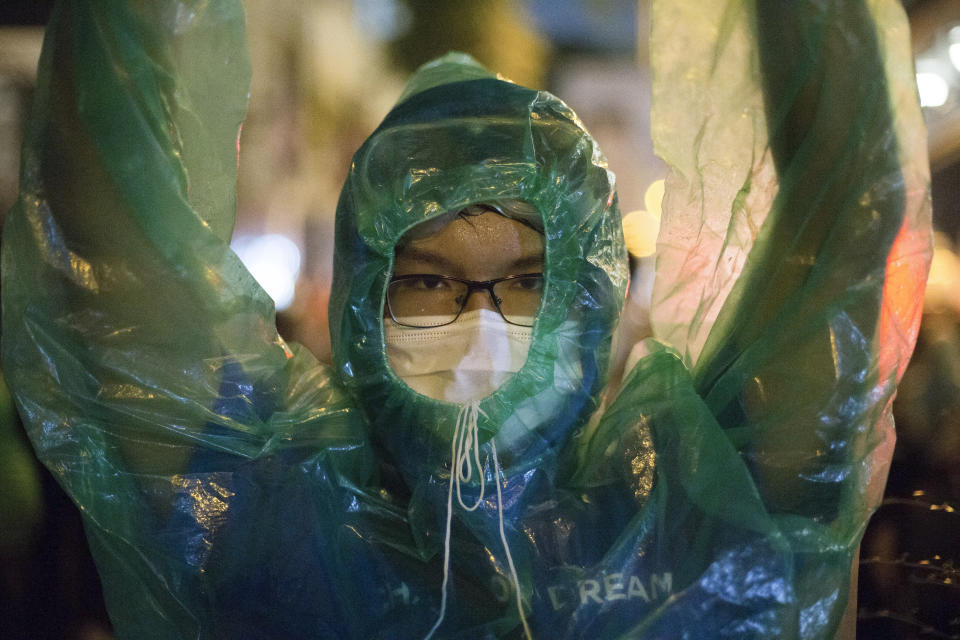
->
<box><xmin>0</xmin><ymin>0</ymin><xmax>958</xmax><ymax>638</ymax></box>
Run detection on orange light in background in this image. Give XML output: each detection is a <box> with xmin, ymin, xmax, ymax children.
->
<box><xmin>878</xmin><ymin>218</ymin><xmax>933</xmax><ymax>385</ymax></box>
<box><xmin>622</xmin><ymin>179</ymin><xmax>664</xmax><ymax>258</ymax></box>
<box><xmin>924</xmin><ymin>232</ymin><xmax>960</xmax><ymax>313</ymax></box>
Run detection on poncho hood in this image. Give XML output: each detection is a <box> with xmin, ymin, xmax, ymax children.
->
<box><xmin>329</xmin><ymin>54</ymin><xmax>629</xmax><ymax>478</ymax></box>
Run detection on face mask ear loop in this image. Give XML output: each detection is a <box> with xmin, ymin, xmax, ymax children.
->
<box><xmin>425</xmin><ymin>402</ymin><xmax>531</xmax><ymax>640</ymax></box>
<box><xmin>456</xmin><ymin>402</ymin><xmax>486</xmax><ymax>511</ymax></box>
<box><xmin>490</xmin><ymin>439</ymin><xmax>533</xmax><ymax>640</ymax></box>
<box><xmin>424</xmin><ymin>401</ymin><xmax>485</xmax><ymax>640</ymax></box>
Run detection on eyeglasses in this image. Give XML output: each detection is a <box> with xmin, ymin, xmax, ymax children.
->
<box><xmin>387</xmin><ymin>273</ymin><xmax>544</xmax><ymax>328</ymax></box>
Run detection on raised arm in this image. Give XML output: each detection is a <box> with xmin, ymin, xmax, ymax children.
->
<box><xmin>2</xmin><ymin>2</ymin><xmax>370</xmax><ymax>634</ymax></box>
<box><xmin>651</xmin><ymin>0</ymin><xmax>931</xmax><ymax>522</ymax></box>
<box><xmin>2</xmin><ymin>0</ymin><xmax>283</xmax><ymax>480</ymax></box>
<box><xmin>567</xmin><ymin>2</ymin><xmax>932</xmax><ymax>634</ymax></box>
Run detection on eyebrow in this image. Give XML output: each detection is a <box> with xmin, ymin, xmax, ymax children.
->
<box><xmin>393</xmin><ymin>247</ymin><xmax>461</xmax><ymax>274</ymax></box>
<box><xmin>510</xmin><ymin>254</ymin><xmax>545</xmax><ymax>272</ymax></box>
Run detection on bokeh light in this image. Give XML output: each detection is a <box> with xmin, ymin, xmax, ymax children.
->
<box><xmin>917</xmin><ymin>71</ymin><xmax>950</xmax><ymax>108</ymax></box>
<box><xmin>621</xmin><ymin>179</ymin><xmax>664</xmax><ymax>258</ymax></box>
<box><xmin>231</xmin><ymin>233</ymin><xmax>302</xmax><ymax>311</ymax></box>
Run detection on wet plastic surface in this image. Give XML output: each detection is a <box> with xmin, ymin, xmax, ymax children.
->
<box><xmin>1</xmin><ymin>0</ymin><xmax>931</xmax><ymax>638</ymax></box>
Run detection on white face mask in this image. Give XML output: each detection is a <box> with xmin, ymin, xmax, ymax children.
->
<box><xmin>385</xmin><ymin>309</ymin><xmax>533</xmax><ymax>404</ymax></box>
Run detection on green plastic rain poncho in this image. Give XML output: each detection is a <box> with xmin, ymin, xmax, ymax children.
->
<box><xmin>1</xmin><ymin>0</ymin><xmax>932</xmax><ymax>638</ymax></box>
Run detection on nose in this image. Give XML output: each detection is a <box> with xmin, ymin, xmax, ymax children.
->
<box><xmin>461</xmin><ymin>288</ymin><xmax>498</xmax><ymax>314</ymax></box>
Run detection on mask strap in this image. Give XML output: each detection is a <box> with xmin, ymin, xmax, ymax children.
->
<box><xmin>455</xmin><ymin>402</ymin><xmax>486</xmax><ymax>511</ymax></box>
<box><xmin>423</xmin><ymin>402</ymin><xmax>478</xmax><ymax>640</ymax></box>
<box><xmin>491</xmin><ymin>437</ymin><xmax>532</xmax><ymax>639</ymax></box>
<box><xmin>423</xmin><ymin>403</ymin><xmax>531</xmax><ymax>640</ymax></box>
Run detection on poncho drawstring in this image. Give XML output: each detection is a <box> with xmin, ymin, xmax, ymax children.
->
<box><xmin>424</xmin><ymin>401</ymin><xmax>532</xmax><ymax>640</ymax></box>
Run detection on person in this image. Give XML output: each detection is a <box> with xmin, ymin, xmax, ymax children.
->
<box><xmin>1</xmin><ymin>1</ymin><xmax>931</xmax><ymax>639</ymax></box>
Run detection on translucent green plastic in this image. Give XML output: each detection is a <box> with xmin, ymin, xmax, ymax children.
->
<box><xmin>1</xmin><ymin>0</ymin><xmax>931</xmax><ymax>638</ymax></box>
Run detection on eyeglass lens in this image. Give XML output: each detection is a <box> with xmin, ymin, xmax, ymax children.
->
<box><xmin>388</xmin><ymin>275</ymin><xmax>543</xmax><ymax>327</ymax></box>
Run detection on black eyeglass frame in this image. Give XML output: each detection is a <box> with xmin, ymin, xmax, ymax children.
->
<box><xmin>386</xmin><ymin>273</ymin><xmax>544</xmax><ymax>328</ymax></box>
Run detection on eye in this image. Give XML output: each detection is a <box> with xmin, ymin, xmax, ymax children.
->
<box><xmin>397</xmin><ymin>275</ymin><xmax>451</xmax><ymax>291</ymax></box>
<box><xmin>507</xmin><ymin>275</ymin><xmax>544</xmax><ymax>291</ymax></box>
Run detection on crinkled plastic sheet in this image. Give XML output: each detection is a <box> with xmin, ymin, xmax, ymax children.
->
<box><xmin>651</xmin><ymin>0</ymin><xmax>931</xmax><ymax>539</ymax></box>
<box><xmin>1</xmin><ymin>0</ymin><xmax>931</xmax><ymax>638</ymax></box>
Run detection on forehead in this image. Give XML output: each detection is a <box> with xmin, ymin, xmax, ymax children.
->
<box><xmin>395</xmin><ymin>211</ymin><xmax>544</xmax><ymax>280</ymax></box>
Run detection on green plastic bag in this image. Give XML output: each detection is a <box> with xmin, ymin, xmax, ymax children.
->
<box><xmin>1</xmin><ymin>0</ymin><xmax>931</xmax><ymax>638</ymax></box>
